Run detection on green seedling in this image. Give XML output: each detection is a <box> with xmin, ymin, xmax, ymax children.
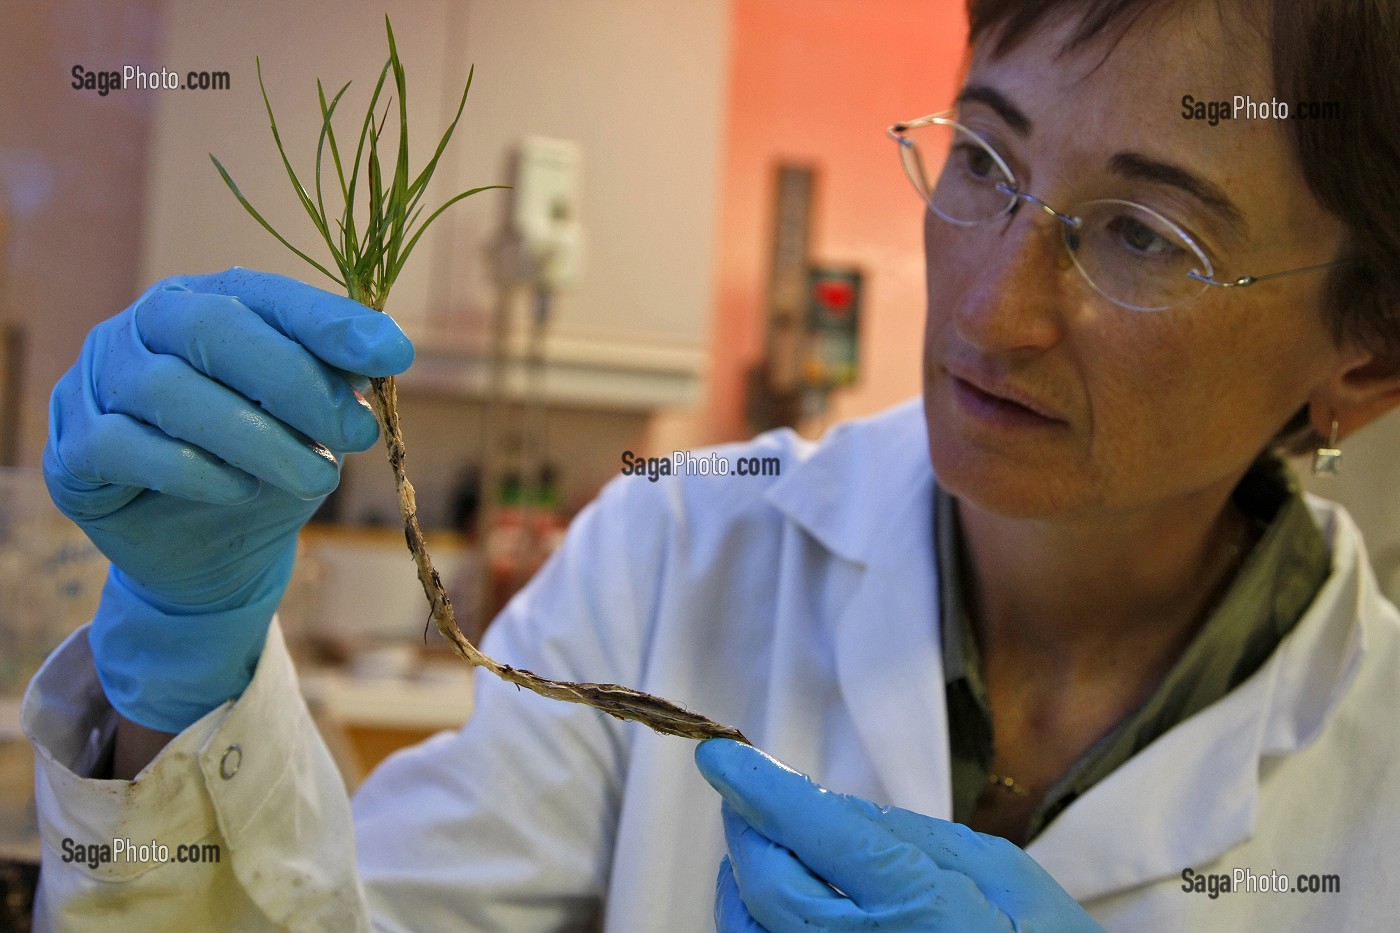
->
<box><xmin>213</xmin><ymin>18</ymin><xmax>746</xmax><ymax>744</ymax></box>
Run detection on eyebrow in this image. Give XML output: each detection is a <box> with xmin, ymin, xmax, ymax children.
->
<box><xmin>955</xmin><ymin>84</ymin><xmax>1032</xmax><ymax>135</ymax></box>
<box><xmin>1107</xmin><ymin>153</ymin><xmax>1247</xmax><ymax>237</ymax></box>
<box><xmin>957</xmin><ymin>82</ymin><xmax>1248</xmax><ymax>238</ymax></box>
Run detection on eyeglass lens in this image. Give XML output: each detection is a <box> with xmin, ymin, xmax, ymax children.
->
<box><xmin>901</xmin><ymin>120</ymin><xmax>1211</xmax><ymax>310</ymax></box>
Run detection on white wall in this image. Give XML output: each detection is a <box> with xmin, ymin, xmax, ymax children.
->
<box><xmin>1298</xmin><ymin>416</ymin><xmax>1400</xmax><ymax>602</ymax></box>
<box><xmin>139</xmin><ymin>0</ymin><xmax>731</xmax><ymax>407</ymax></box>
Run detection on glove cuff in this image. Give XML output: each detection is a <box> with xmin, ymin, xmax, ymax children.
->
<box><xmin>89</xmin><ymin>557</ymin><xmax>290</xmax><ymax>733</ymax></box>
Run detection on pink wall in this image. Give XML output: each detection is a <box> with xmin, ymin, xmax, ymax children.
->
<box><xmin>0</xmin><ymin>2</ymin><xmax>161</xmax><ymax>469</ymax></box>
<box><xmin>666</xmin><ymin>0</ymin><xmax>970</xmax><ymax>448</ymax></box>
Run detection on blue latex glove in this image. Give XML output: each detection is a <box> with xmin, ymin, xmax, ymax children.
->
<box><xmin>695</xmin><ymin>739</ymin><xmax>1104</xmax><ymax>932</ymax></box>
<box><xmin>43</xmin><ymin>268</ymin><xmax>413</xmax><ymax>732</ymax></box>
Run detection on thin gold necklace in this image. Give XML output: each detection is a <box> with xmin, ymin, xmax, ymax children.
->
<box><xmin>983</xmin><ymin>509</ymin><xmax>1256</xmax><ymax>804</ymax></box>
<box><xmin>987</xmin><ymin>771</ymin><xmax>1031</xmax><ymax>796</ymax></box>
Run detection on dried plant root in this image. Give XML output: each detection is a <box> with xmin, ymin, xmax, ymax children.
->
<box><xmin>213</xmin><ymin>16</ymin><xmax>746</xmax><ymax>746</ymax></box>
<box><xmin>367</xmin><ymin>374</ymin><xmax>750</xmax><ymax>744</ymax></box>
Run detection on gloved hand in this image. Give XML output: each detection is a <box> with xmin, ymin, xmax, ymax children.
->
<box><xmin>695</xmin><ymin>739</ymin><xmax>1104</xmax><ymax>932</ymax></box>
<box><xmin>43</xmin><ymin>268</ymin><xmax>413</xmax><ymax>733</ymax></box>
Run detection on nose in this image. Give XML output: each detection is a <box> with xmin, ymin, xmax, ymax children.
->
<box><xmin>929</xmin><ymin>201</ymin><xmax>1070</xmax><ymax>355</ymax></box>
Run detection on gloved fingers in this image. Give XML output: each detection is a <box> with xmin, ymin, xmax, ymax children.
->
<box><xmin>879</xmin><ymin>808</ymin><xmax>1101</xmax><ymax>928</ymax></box>
<box><xmin>715</xmin><ymin>857</ymin><xmax>770</xmax><ymax>933</ymax></box>
<box><xmin>96</xmin><ymin>347</ymin><xmax>339</xmax><ymax>501</ymax></box>
<box><xmin>880</xmin><ymin>806</ymin><xmax>1020</xmax><ymax>875</ymax></box>
<box><xmin>721</xmin><ymin>802</ymin><xmax>873</xmax><ymax>932</ymax></box>
<box><xmin>335</xmin><ymin>366</ymin><xmax>373</xmax><ymax>395</ymax></box>
<box><xmin>723</xmin><ymin>802</ymin><xmax>1017</xmax><ymax>933</ymax></box>
<box><xmin>133</xmin><ymin>286</ymin><xmax>380</xmax><ymax>453</ymax></box>
<box><xmin>698</xmin><ymin>739</ymin><xmax>939</xmax><ymax>909</ymax></box>
<box><xmin>44</xmin><ymin>398</ymin><xmax>260</xmax><ymax>516</ymax></box>
<box><xmin>162</xmin><ymin>269</ymin><xmax>414</xmax><ymax>377</ymax></box>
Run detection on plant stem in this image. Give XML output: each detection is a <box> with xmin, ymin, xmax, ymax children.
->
<box><xmin>220</xmin><ymin>18</ymin><xmax>749</xmax><ymax>746</ymax></box>
<box><xmin>364</xmin><ymin>371</ymin><xmax>749</xmax><ymax>744</ymax></box>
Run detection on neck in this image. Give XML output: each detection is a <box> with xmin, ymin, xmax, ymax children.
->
<box><xmin>956</xmin><ymin>483</ymin><xmax>1256</xmax><ymax>684</ymax></box>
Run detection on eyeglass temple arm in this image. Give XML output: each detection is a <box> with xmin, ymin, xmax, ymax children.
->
<box><xmin>1189</xmin><ymin>259</ymin><xmax>1346</xmax><ymax>289</ymax></box>
<box><xmin>889</xmin><ymin>113</ymin><xmax>948</xmax><ymax>135</ymax></box>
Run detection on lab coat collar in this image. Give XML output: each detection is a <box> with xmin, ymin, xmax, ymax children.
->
<box><xmin>764</xmin><ymin>398</ymin><xmax>931</xmax><ymax>570</ymax></box>
<box><xmin>765</xmin><ymin>399</ymin><xmax>954</xmax><ymax>816</ymax></box>
<box><xmin>1028</xmin><ymin>499</ymin><xmax>1369</xmax><ymax>902</ymax></box>
<box><xmin>765</xmin><ymin>402</ymin><xmax>1370</xmax><ymax>901</ymax></box>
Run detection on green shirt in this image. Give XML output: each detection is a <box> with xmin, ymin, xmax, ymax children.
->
<box><xmin>938</xmin><ymin>455</ymin><xmax>1331</xmax><ymax>841</ymax></box>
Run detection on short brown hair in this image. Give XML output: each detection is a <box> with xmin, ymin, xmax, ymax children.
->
<box><xmin>967</xmin><ymin>0</ymin><xmax>1400</xmax><ymax>448</ymax></box>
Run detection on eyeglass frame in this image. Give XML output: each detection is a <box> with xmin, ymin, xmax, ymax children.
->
<box><xmin>887</xmin><ymin>110</ymin><xmax>1346</xmax><ymax>311</ymax></box>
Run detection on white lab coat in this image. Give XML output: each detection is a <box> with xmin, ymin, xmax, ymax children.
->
<box><xmin>23</xmin><ymin>399</ymin><xmax>1400</xmax><ymax>931</ymax></box>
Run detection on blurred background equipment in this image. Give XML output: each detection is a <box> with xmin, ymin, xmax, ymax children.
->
<box><xmin>801</xmin><ymin>266</ymin><xmax>862</xmax><ymax>391</ymax></box>
<box><xmin>0</xmin><ymin>468</ymin><xmax>109</xmax><ymax>911</ymax></box>
<box><xmin>744</xmin><ymin>166</ymin><xmax>864</xmax><ymax>435</ymax></box>
<box><xmin>0</xmin><ymin>199</ymin><xmax>20</xmax><ymax>469</ymax></box>
<box><xmin>746</xmin><ymin>163</ymin><xmax>814</xmax><ymax>433</ymax></box>
<box><xmin>479</xmin><ymin>136</ymin><xmax>584</xmax><ymax>631</ymax></box>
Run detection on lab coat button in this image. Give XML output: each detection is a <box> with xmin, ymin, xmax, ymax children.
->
<box><xmin>220</xmin><ymin>744</ymin><xmax>242</xmax><ymax>779</ymax></box>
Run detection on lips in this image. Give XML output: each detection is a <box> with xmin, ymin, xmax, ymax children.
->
<box><xmin>943</xmin><ymin>364</ymin><xmax>1066</xmax><ymax>424</ymax></box>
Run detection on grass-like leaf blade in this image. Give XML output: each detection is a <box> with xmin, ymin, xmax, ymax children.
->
<box><xmin>210</xmin><ymin>154</ymin><xmax>344</xmax><ymax>286</ymax></box>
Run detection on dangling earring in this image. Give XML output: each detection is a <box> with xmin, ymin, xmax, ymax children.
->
<box><xmin>1312</xmin><ymin>419</ymin><xmax>1342</xmax><ymax>476</ymax></box>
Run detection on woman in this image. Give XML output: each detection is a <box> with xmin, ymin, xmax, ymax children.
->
<box><xmin>28</xmin><ymin>0</ymin><xmax>1400</xmax><ymax>929</ymax></box>
<box><xmin>700</xmin><ymin>0</ymin><xmax>1400</xmax><ymax>928</ymax></box>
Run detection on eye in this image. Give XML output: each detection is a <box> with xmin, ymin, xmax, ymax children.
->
<box><xmin>1106</xmin><ymin>213</ymin><xmax>1183</xmax><ymax>258</ymax></box>
<box><xmin>952</xmin><ymin>141</ymin><xmax>999</xmax><ymax>183</ymax></box>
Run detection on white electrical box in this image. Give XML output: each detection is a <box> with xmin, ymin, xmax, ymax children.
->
<box><xmin>511</xmin><ymin>136</ymin><xmax>584</xmax><ymax>288</ymax></box>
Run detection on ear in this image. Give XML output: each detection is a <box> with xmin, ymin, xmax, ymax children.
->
<box><xmin>1309</xmin><ymin>342</ymin><xmax>1400</xmax><ymax>440</ymax></box>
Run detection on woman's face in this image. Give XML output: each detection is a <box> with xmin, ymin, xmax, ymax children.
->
<box><xmin>922</xmin><ymin>4</ymin><xmax>1354</xmax><ymax>522</ymax></box>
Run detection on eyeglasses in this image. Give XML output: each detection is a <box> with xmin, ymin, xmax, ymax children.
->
<box><xmin>888</xmin><ymin>111</ymin><xmax>1342</xmax><ymax>311</ymax></box>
